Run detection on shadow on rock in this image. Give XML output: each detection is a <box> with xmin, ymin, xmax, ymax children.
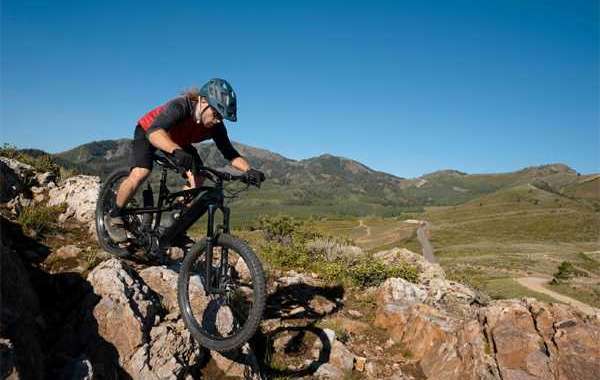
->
<box><xmin>0</xmin><ymin>215</ymin><xmax>130</xmax><ymax>379</ymax></box>
<box><xmin>0</xmin><ymin>216</ymin><xmax>50</xmax><ymax>262</ymax></box>
<box><xmin>258</xmin><ymin>324</ymin><xmax>333</xmax><ymax>378</ymax></box>
<box><xmin>264</xmin><ymin>282</ymin><xmax>344</xmax><ymax>320</ymax></box>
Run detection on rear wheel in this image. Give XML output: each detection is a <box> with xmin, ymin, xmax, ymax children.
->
<box><xmin>95</xmin><ymin>168</ymin><xmax>149</xmax><ymax>257</ymax></box>
<box><xmin>177</xmin><ymin>234</ymin><xmax>266</xmax><ymax>352</ymax></box>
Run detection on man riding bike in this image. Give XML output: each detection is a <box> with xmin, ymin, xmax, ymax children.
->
<box><xmin>105</xmin><ymin>78</ymin><xmax>265</xmax><ymax>242</ymax></box>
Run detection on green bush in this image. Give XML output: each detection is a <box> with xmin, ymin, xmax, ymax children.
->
<box><xmin>0</xmin><ymin>143</ymin><xmax>20</xmax><ymax>159</ymax></box>
<box><xmin>552</xmin><ymin>261</ymin><xmax>587</xmax><ymax>283</ymax></box>
<box><xmin>260</xmin><ymin>239</ymin><xmax>312</xmax><ymax>271</ymax></box>
<box><xmin>257</xmin><ymin>215</ymin><xmax>419</xmax><ymax>288</ymax></box>
<box><xmin>17</xmin><ymin>203</ymin><xmax>66</xmax><ymax>237</ymax></box>
<box><xmin>348</xmin><ymin>257</ymin><xmax>418</xmax><ymax>287</ymax></box>
<box><xmin>258</xmin><ymin>215</ymin><xmax>304</xmax><ymax>243</ymax></box>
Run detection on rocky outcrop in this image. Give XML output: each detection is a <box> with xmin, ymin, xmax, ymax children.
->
<box><xmin>3</xmin><ymin>156</ymin><xmax>599</xmax><ymax>379</ymax></box>
<box><xmin>48</xmin><ymin>175</ymin><xmax>100</xmax><ymax>230</ymax></box>
<box><xmin>0</xmin><ymin>157</ymin><xmax>58</xmax><ymax>211</ymax></box>
<box><xmin>374</xmin><ymin>278</ymin><xmax>498</xmax><ymax>380</ymax></box>
<box><xmin>0</xmin><ymin>158</ymin><xmax>33</xmax><ymax>202</ymax></box>
<box><xmin>374</xmin><ymin>274</ymin><xmax>600</xmax><ymax>380</ymax></box>
<box><xmin>480</xmin><ymin>299</ymin><xmax>600</xmax><ymax>380</ymax></box>
<box><xmin>75</xmin><ymin>259</ymin><xmax>262</xmax><ymax>379</ymax></box>
<box><xmin>77</xmin><ymin>259</ymin><xmax>202</xmax><ymax>379</ymax></box>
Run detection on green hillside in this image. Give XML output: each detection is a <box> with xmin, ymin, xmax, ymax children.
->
<box><xmin>422</xmin><ymin>184</ymin><xmax>600</xmax><ymax>303</ymax></box>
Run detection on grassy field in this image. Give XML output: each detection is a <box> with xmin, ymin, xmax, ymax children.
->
<box><xmin>187</xmin><ymin>183</ymin><xmax>599</xmax><ymax>305</ymax></box>
<box><xmin>309</xmin><ymin>217</ymin><xmax>418</xmax><ymax>252</ymax></box>
<box><xmin>421</xmin><ymin>184</ymin><xmax>600</xmax><ymax>304</ymax></box>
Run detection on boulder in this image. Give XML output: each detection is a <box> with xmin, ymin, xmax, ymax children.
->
<box><xmin>314</xmin><ymin>363</ymin><xmax>345</xmax><ymax>379</ymax></box>
<box><xmin>377</xmin><ymin>277</ymin><xmax>427</xmax><ymax>306</ymax></box>
<box><xmin>55</xmin><ymin>245</ymin><xmax>82</xmax><ymax>259</ymax></box>
<box><xmin>48</xmin><ymin>175</ymin><xmax>100</xmax><ymax>229</ymax></box>
<box><xmin>86</xmin><ymin>259</ymin><xmax>160</xmax><ymax>366</ymax></box>
<box><xmin>138</xmin><ymin>266</ymin><xmax>208</xmax><ymax>318</ymax></box>
<box><xmin>35</xmin><ymin>171</ymin><xmax>57</xmax><ymax>186</ymax></box>
<box><xmin>480</xmin><ymin>299</ymin><xmax>600</xmax><ymax>380</ymax></box>
<box><xmin>82</xmin><ymin>260</ymin><xmax>207</xmax><ymax>379</ymax></box>
<box><xmin>0</xmin><ymin>159</ymin><xmax>29</xmax><ymax>202</ymax></box>
<box><xmin>211</xmin><ymin>344</ymin><xmax>261</xmax><ymax>379</ymax></box>
<box><xmin>375</xmin><ymin>278</ymin><xmax>499</xmax><ymax>380</ymax></box>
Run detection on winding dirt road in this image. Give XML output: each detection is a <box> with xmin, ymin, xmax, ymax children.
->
<box><xmin>416</xmin><ymin>222</ymin><xmax>437</xmax><ymax>263</ymax></box>
<box><xmin>516</xmin><ymin>277</ymin><xmax>598</xmax><ymax>315</ymax></box>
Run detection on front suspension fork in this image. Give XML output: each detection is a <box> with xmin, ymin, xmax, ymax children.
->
<box><xmin>204</xmin><ymin>205</ymin><xmax>231</xmax><ymax>294</ymax></box>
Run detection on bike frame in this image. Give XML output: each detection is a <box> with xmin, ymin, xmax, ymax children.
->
<box><xmin>122</xmin><ymin>155</ymin><xmax>238</xmax><ymax>294</ymax></box>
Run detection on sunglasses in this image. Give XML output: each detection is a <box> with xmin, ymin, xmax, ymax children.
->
<box><xmin>210</xmin><ymin>106</ymin><xmax>223</xmax><ymax>120</ymax></box>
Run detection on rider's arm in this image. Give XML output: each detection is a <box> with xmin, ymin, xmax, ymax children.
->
<box><xmin>147</xmin><ymin>128</ymin><xmax>180</xmax><ymax>154</ymax></box>
<box><xmin>212</xmin><ymin>123</ymin><xmax>246</xmax><ymax>166</ymax></box>
<box><xmin>231</xmin><ymin>156</ymin><xmax>250</xmax><ymax>172</ymax></box>
<box><xmin>146</xmin><ymin>98</ymin><xmax>187</xmax><ymax>153</ymax></box>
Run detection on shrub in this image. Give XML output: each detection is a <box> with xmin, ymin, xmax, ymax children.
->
<box><xmin>306</xmin><ymin>236</ymin><xmax>363</xmax><ymax>262</ymax></box>
<box><xmin>17</xmin><ymin>203</ymin><xmax>66</xmax><ymax>237</ymax></box>
<box><xmin>552</xmin><ymin>261</ymin><xmax>587</xmax><ymax>283</ymax></box>
<box><xmin>260</xmin><ymin>239</ymin><xmax>312</xmax><ymax>271</ymax></box>
<box><xmin>348</xmin><ymin>257</ymin><xmax>418</xmax><ymax>287</ymax></box>
<box><xmin>258</xmin><ymin>215</ymin><xmax>304</xmax><ymax>244</ymax></box>
<box><xmin>257</xmin><ymin>214</ymin><xmax>420</xmax><ymax>288</ymax></box>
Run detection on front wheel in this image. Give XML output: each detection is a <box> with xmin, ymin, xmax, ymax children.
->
<box><xmin>177</xmin><ymin>234</ymin><xmax>266</xmax><ymax>352</ymax></box>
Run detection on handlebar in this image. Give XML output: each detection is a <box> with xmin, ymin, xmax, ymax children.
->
<box><xmin>196</xmin><ymin>165</ymin><xmax>247</xmax><ymax>183</ymax></box>
<box><xmin>153</xmin><ymin>151</ymin><xmax>258</xmax><ymax>186</ymax></box>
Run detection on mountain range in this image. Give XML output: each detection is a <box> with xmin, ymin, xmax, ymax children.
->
<box><xmin>22</xmin><ymin>139</ymin><xmax>600</xmax><ymax>218</ymax></box>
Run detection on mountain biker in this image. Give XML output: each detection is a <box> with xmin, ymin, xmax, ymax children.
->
<box><xmin>105</xmin><ymin>78</ymin><xmax>265</xmax><ymax>242</ymax></box>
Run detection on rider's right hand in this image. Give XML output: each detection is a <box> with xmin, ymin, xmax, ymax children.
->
<box><xmin>172</xmin><ymin>149</ymin><xmax>194</xmax><ymax>172</ymax></box>
<box><xmin>245</xmin><ymin>168</ymin><xmax>266</xmax><ymax>187</ymax></box>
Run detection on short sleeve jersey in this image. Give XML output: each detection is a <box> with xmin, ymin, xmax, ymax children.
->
<box><xmin>137</xmin><ymin>96</ymin><xmax>240</xmax><ymax>161</ymax></box>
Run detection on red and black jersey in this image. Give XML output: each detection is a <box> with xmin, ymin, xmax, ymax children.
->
<box><xmin>137</xmin><ymin>96</ymin><xmax>240</xmax><ymax>161</ymax></box>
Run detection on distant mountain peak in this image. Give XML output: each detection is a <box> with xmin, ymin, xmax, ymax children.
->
<box><xmin>422</xmin><ymin>169</ymin><xmax>468</xmax><ymax>178</ymax></box>
<box><xmin>517</xmin><ymin>163</ymin><xmax>576</xmax><ymax>175</ymax></box>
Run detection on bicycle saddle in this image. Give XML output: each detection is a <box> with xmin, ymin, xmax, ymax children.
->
<box><xmin>152</xmin><ymin>151</ymin><xmax>179</xmax><ymax>171</ymax></box>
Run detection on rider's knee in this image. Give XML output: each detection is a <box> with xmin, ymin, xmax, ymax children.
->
<box><xmin>129</xmin><ymin>167</ymin><xmax>151</xmax><ymax>186</ymax></box>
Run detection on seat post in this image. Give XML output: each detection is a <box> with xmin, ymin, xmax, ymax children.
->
<box><xmin>153</xmin><ymin>167</ymin><xmax>169</xmax><ymax>229</ymax></box>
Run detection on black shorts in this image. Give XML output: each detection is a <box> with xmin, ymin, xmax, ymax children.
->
<box><xmin>129</xmin><ymin>125</ymin><xmax>203</xmax><ymax>174</ymax></box>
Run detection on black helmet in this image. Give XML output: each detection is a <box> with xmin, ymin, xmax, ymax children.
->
<box><xmin>199</xmin><ymin>78</ymin><xmax>237</xmax><ymax>122</ymax></box>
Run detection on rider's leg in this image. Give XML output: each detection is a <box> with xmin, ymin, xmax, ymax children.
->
<box><xmin>105</xmin><ymin>128</ymin><xmax>154</xmax><ymax>242</ymax></box>
<box><xmin>115</xmin><ymin>167</ymin><xmax>151</xmax><ymax>209</ymax></box>
<box><xmin>105</xmin><ymin>167</ymin><xmax>151</xmax><ymax>243</ymax></box>
<box><xmin>114</xmin><ymin>129</ymin><xmax>154</xmax><ymax>213</ymax></box>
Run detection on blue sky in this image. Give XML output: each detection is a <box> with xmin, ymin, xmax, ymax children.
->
<box><xmin>1</xmin><ymin>0</ymin><xmax>598</xmax><ymax>178</ymax></box>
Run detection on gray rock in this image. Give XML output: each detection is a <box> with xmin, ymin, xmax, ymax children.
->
<box><xmin>86</xmin><ymin>261</ymin><xmax>208</xmax><ymax>379</ymax></box>
<box><xmin>48</xmin><ymin>175</ymin><xmax>100</xmax><ymax>231</ymax></box>
<box><xmin>35</xmin><ymin>171</ymin><xmax>56</xmax><ymax>186</ymax></box>
<box><xmin>314</xmin><ymin>363</ymin><xmax>345</xmax><ymax>379</ymax></box>
<box><xmin>211</xmin><ymin>344</ymin><xmax>262</xmax><ymax>379</ymax></box>
<box><xmin>55</xmin><ymin>245</ymin><xmax>82</xmax><ymax>259</ymax></box>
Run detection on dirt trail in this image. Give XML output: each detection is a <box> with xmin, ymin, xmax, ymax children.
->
<box><xmin>417</xmin><ymin>222</ymin><xmax>437</xmax><ymax>263</ymax></box>
<box><xmin>516</xmin><ymin>276</ymin><xmax>598</xmax><ymax>315</ymax></box>
<box><xmin>357</xmin><ymin>219</ymin><xmax>371</xmax><ymax>237</ymax></box>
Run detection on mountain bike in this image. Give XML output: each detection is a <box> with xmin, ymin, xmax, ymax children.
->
<box><xmin>95</xmin><ymin>151</ymin><xmax>266</xmax><ymax>352</ymax></box>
